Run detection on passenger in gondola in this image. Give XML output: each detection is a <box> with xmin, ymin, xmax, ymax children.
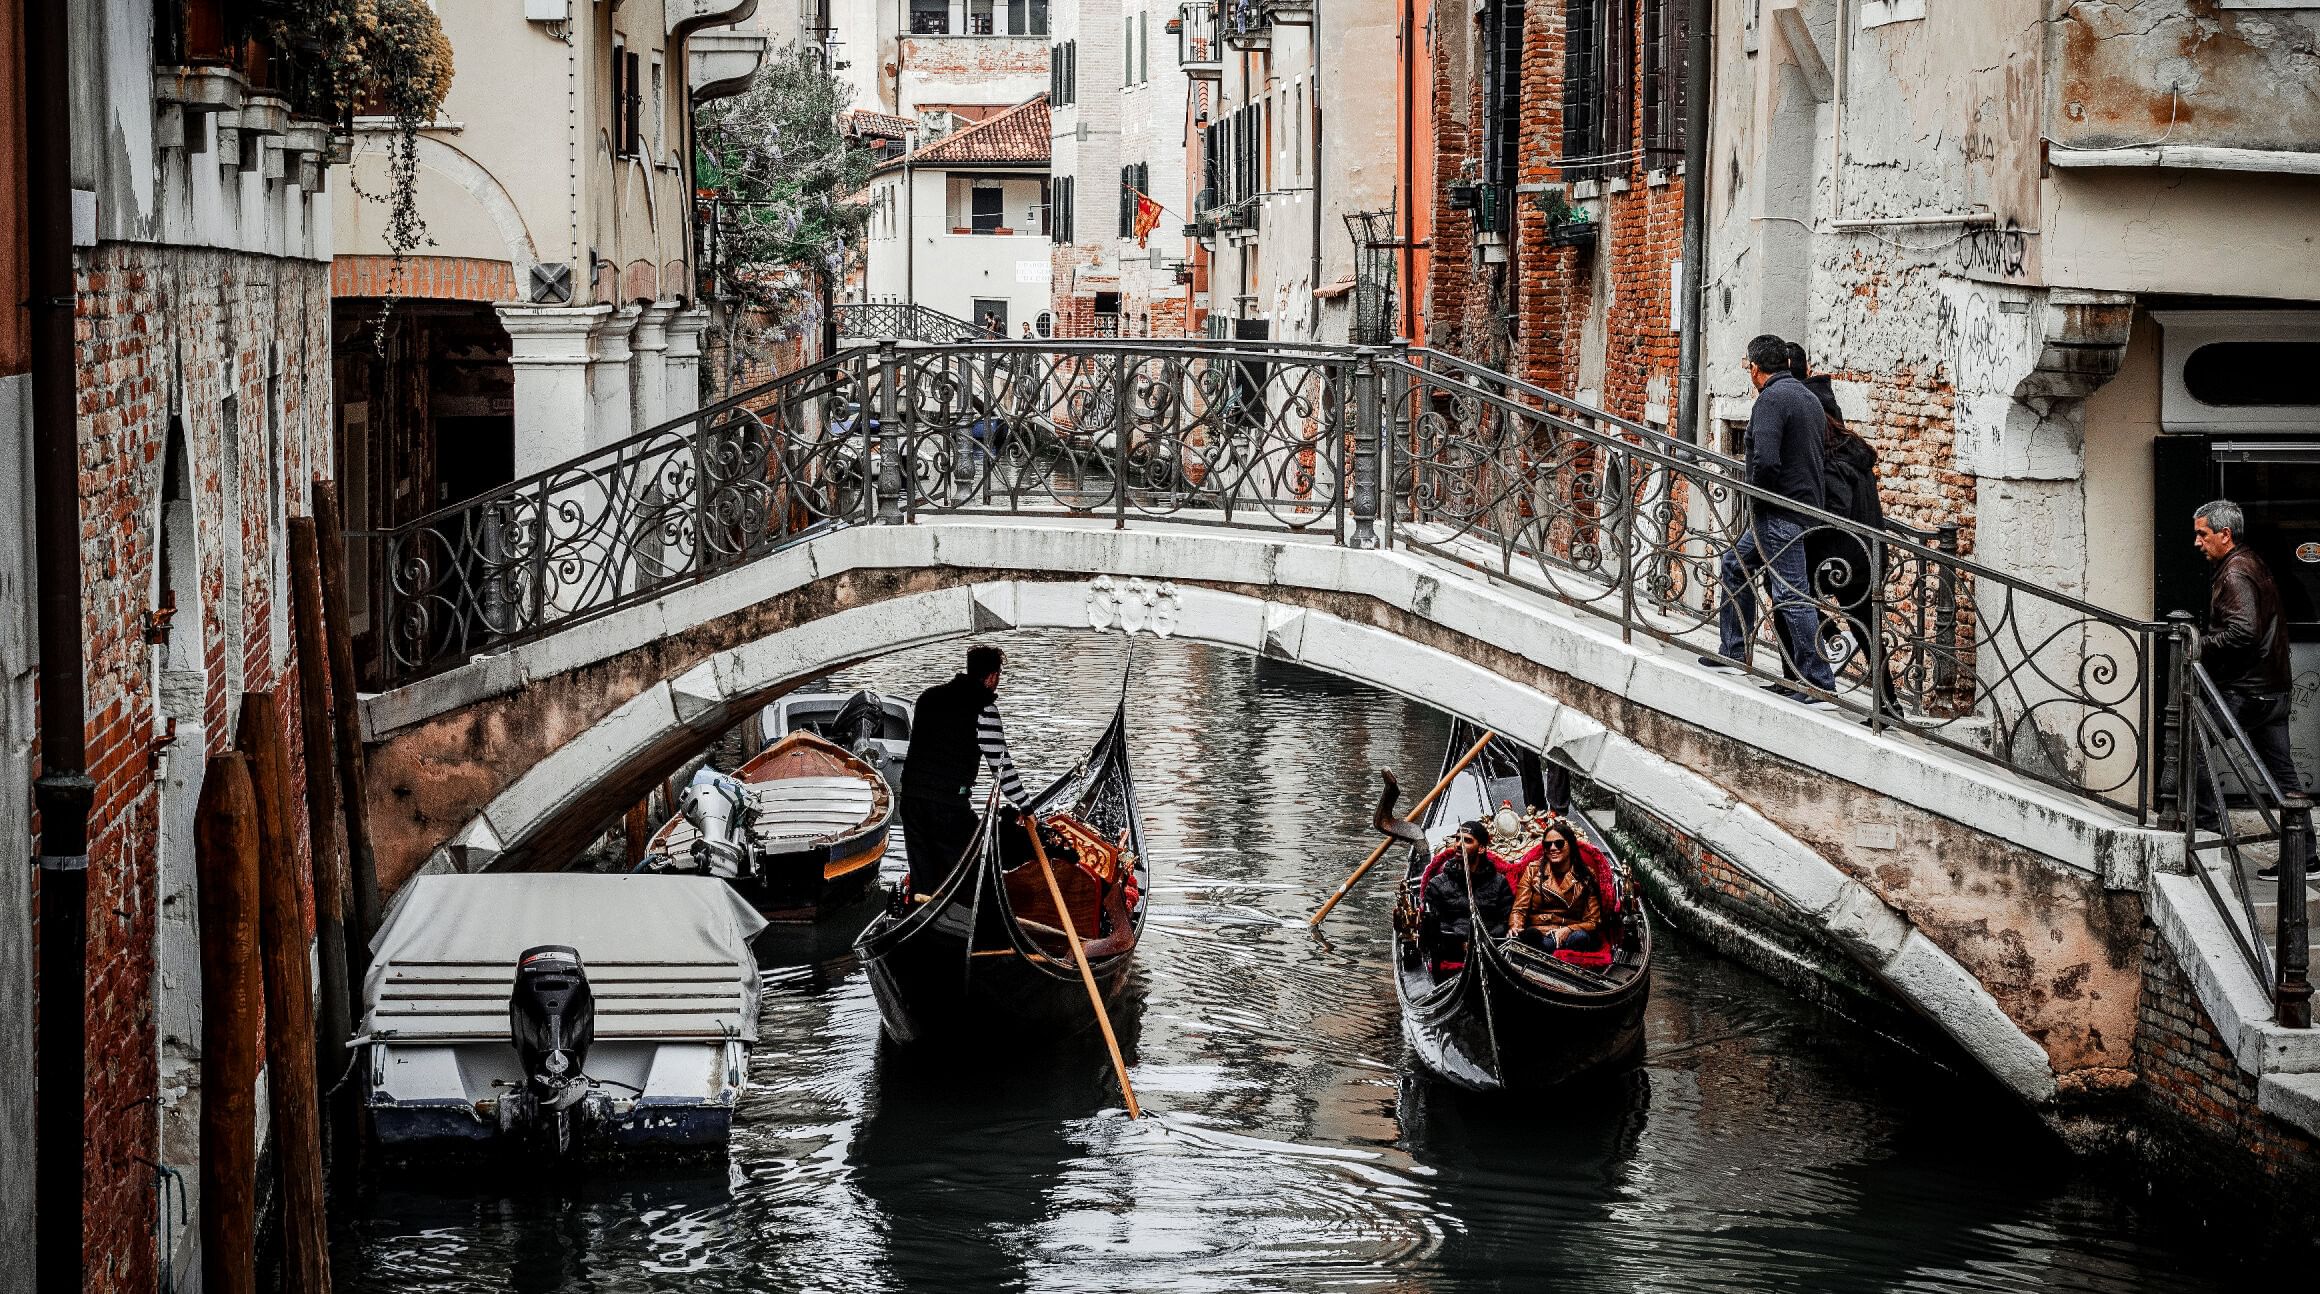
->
<box><xmin>901</xmin><ymin>646</ymin><xmax>1035</xmax><ymax>897</ymax></box>
<box><xmin>1420</xmin><ymin>820</ymin><xmax>1515</xmax><ymax>969</ymax></box>
<box><xmin>1509</xmin><ymin>820</ymin><xmax>1606</xmax><ymax>955</ymax></box>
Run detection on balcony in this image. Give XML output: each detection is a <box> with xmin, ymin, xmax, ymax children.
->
<box><xmin>1174</xmin><ymin>3</ymin><xmax>1221</xmax><ymax>80</ymax></box>
<box><xmin>1221</xmin><ymin>0</ymin><xmax>1269</xmax><ymax>49</ymax></box>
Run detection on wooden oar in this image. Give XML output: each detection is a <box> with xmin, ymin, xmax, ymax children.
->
<box><xmin>1308</xmin><ymin>729</ymin><xmax>1498</xmax><ymax>927</ymax></box>
<box><xmin>1025</xmin><ymin>818</ymin><xmax>1143</xmax><ymax>1119</ymax></box>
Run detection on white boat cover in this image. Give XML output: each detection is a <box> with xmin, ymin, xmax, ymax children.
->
<box><xmin>656</xmin><ymin>775</ymin><xmax>883</xmax><ymax>855</ymax></box>
<box><xmin>363</xmin><ymin>874</ymin><xmax>767</xmax><ymax>1045</ymax></box>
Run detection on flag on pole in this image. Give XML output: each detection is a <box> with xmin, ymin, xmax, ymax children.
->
<box><xmin>1131</xmin><ymin>189</ymin><xmax>1164</xmax><ymax>248</ymax></box>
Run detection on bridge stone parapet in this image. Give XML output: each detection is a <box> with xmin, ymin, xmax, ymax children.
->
<box><xmin>364</xmin><ymin>517</ymin><xmax>2182</xmax><ymax>1109</ymax></box>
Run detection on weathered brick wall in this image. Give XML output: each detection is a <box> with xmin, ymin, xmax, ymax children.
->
<box><xmin>68</xmin><ymin>240</ymin><xmax>332</xmax><ymax>1292</ymax></box>
<box><xmin>2135</xmin><ymin>926</ymin><xmax>2320</xmax><ymax>1204</ymax></box>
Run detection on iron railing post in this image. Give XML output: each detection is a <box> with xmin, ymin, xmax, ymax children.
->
<box><xmin>1114</xmin><ymin>348</ymin><xmax>1131</xmax><ymax>530</ymax></box>
<box><xmin>875</xmin><ymin>339</ymin><xmax>902</xmax><ymax>523</ymax></box>
<box><xmin>1351</xmin><ymin>348</ymin><xmax>1381</xmax><ymax>549</ymax></box>
<box><xmin>1867</xmin><ymin>532</ymin><xmax>1889</xmax><ymax>732</ymax></box>
<box><xmin>1932</xmin><ymin>520</ymin><xmax>1960</xmax><ymax>706</ymax></box>
<box><xmin>692</xmin><ymin>411</ymin><xmax>714</xmax><ymax>575</ymax></box>
<box><xmin>1383</xmin><ymin>339</ymin><xmax>1410</xmax><ymax>549</ymax></box>
<box><xmin>2279</xmin><ymin>794</ymin><xmax>2315</xmax><ymax>1028</ymax></box>
<box><xmin>2167</xmin><ymin>611</ymin><xmax>2199</xmax><ymax>835</ymax></box>
<box><xmin>1616</xmin><ymin>449</ymin><xmax>1637</xmax><ymax>644</ymax></box>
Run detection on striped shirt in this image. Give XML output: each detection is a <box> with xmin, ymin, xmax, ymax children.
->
<box><xmin>977</xmin><ymin>703</ymin><xmax>1031</xmax><ymax>808</ymax></box>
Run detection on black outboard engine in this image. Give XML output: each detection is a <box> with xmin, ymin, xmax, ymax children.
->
<box><xmin>503</xmin><ymin>945</ymin><xmax>599</xmax><ymax>1151</ymax></box>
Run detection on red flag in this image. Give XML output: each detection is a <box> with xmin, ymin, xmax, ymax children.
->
<box><xmin>1131</xmin><ymin>190</ymin><xmax>1163</xmax><ymax>248</ymax></box>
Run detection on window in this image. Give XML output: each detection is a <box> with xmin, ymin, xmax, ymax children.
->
<box><xmin>1641</xmin><ymin>0</ymin><xmax>1688</xmax><ymax>161</ymax></box>
<box><xmin>1294</xmin><ymin>83</ymin><xmax>1303</xmax><ymax>177</ymax></box>
<box><xmin>971</xmin><ymin>185</ymin><xmax>1004</xmax><ymax>232</ymax></box>
<box><xmin>1053</xmin><ymin>175</ymin><xmax>1076</xmax><ymax>242</ymax></box>
<box><xmin>911</xmin><ymin>0</ymin><xmax>950</xmax><ymax>34</ymax></box>
<box><xmin>1050</xmin><ymin>39</ymin><xmax>1078</xmax><ymax>104</ymax></box>
<box><xmin>612</xmin><ymin>45</ymin><xmax>643</xmax><ymax>158</ymax></box>
<box><xmin>1482</xmin><ymin>0</ymin><xmax>1525</xmax><ymax>197</ymax></box>
<box><xmin>1127</xmin><ymin>16</ymin><xmax>1136</xmax><ymax>80</ymax></box>
<box><xmin>1562</xmin><ymin>0</ymin><xmax>1634</xmax><ymax>180</ymax></box>
<box><xmin>1117</xmin><ymin>162</ymin><xmax>1150</xmax><ymax>236</ymax></box>
<box><xmin>1140</xmin><ymin>11</ymin><xmax>1150</xmax><ymax>83</ymax></box>
<box><xmin>1009</xmin><ymin>0</ymin><xmax>1051</xmax><ymax>35</ymax></box>
<box><xmin>970</xmin><ymin>0</ymin><xmax>994</xmax><ymax>33</ymax></box>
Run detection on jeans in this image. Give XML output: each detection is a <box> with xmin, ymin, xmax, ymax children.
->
<box><xmin>2196</xmin><ymin>689</ymin><xmax>2318</xmax><ymax>862</ymax></box>
<box><xmin>1719</xmin><ymin>512</ymin><xmax>1836</xmax><ymax>692</ymax></box>
<box><xmin>1517</xmin><ymin>927</ymin><xmax>1598</xmax><ymax>953</ymax></box>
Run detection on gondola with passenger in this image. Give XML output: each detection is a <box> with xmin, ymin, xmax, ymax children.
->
<box><xmin>854</xmin><ymin>699</ymin><xmax>1147</xmax><ymax>1044</ymax></box>
<box><xmin>1382</xmin><ymin>721</ymin><xmax>1651</xmax><ymax>1091</ymax></box>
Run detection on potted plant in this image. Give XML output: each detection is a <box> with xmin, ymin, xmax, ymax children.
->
<box><xmin>1534</xmin><ymin>185</ymin><xmax>1596</xmax><ymax>249</ymax></box>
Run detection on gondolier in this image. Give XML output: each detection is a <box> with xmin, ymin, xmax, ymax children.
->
<box><xmin>902</xmin><ymin>646</ymin><xmax>1033</xmax><ymax>895</ymax></box>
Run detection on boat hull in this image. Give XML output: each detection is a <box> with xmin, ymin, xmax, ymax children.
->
<box><xmin>1394</xmin><ymin>939</ymin><xmax>1649</xmax><ymax>1092</ymax></box>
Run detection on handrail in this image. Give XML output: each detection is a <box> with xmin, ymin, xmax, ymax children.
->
<box><xmin>370</xmin><ymin>334</ymin><xmax>2177</xmax><ymax>825</ymax></box>
<box><xmin>834</xmin><ymin>302</ymin><xmax>1001</xmax><ymax>343</ymax></box>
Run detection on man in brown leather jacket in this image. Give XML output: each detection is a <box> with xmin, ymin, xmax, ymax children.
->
<box><xmin>2194</xmin><ymin>500</ymin><xmax>2315</xmax><ymax>877</ymax></box>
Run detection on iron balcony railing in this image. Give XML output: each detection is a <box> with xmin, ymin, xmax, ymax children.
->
<box><xmin>1175</xmin><ymin>1</ymin><xmax>1221</xmax><ymax>75</ymax></box>
<box><xmin>375</xmin><ymin>335</ymin><xmax>2185</xmax><ymax>826</ymax></box>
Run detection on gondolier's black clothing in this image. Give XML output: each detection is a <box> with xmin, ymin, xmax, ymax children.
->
<box><xmin>903</xmin><ymin>674</ymin><xmax>1032</xmax><ymax>807</ymax></box>
<box><xmin>1421</xmin><ymin>860</ymin><xmax>1514</xmax><ymax>963</ymax></box>
<box><xmin>902</xmin><ymin>673</ymin><xmax>1031</xmax><ymax>894</ymax></box>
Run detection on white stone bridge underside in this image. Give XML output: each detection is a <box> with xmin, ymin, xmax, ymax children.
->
<box><xmin>365</xmin><ymin>517</ymin><xmax>2195</xmax><ymax>1108</ymax></box>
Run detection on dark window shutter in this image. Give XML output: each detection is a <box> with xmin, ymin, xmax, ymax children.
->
<box><xmin>623</xmin><ymin>51</ymin><xmax>643</xmax><ymax>157</ymax></box>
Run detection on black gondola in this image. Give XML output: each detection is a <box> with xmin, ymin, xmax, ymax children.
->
<box><xmin>855</xmin><ymin>700</ymin><xmax>1148</xmax><ymax>1043</ymax></box>
<box><xmin>1387</xmin><ymin>721</ymin><xmax>1651</xmax><ymax>1090</ymax></box>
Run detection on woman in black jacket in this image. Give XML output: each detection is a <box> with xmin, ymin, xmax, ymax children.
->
<box><xmin>1800</xmin><ymin>373</ymin><xmax>1903</xmax><ymax>718</ymax></box>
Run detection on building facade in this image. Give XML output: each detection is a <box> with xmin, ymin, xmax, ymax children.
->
<box><xmin>329</xmin><ymin>0</ymin><xmax>766</xmax><ymax>679</ymax></box>
<box><xmin>863</xmin><ymin>96</ymin><xmax>1055</xmax><ymax>331</ymax></box>
<box><xmin>1047</xmin><ymin>0</ymin><xmax>1197</xmax><ymax>338</ymax></box>
<box><xmin>11</xmin><ymin>1</ymin><xmax>344</xmax><ymax>1287</ymax></box>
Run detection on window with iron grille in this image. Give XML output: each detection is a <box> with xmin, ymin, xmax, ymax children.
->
<box><xmin>1562</xmin><ymin>0</ymin><xmax>1635</xmax><ymax>180</ymax></box>
<box><xmin>911</xmin><ymin>0</ymin><xmax>950</xmax><ymax>33</ymax></box>
<box><xmin>1640</xmin><ymin>0</ymin><xmax>1687</xmax><ymax>162</ymax></box>
<box><xmin>1481</xmin><ymin>0</ymin><xmax>1525</xmax><ymax>203</ymax></box>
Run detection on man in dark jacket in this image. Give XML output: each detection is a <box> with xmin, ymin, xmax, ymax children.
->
<box><xmin>1420</xmin><ymin>820</ymin><xmax>1516</xmax><ymax>967</ymax></box>
<box><xmin>1701</xmin><ymin>334</ymin><xmax>1836</xmax><ymax>701</ymax></box>
<box><xmin>902</xmin><ymin>645</ymin><xmax>1035</xmax><ymax>895</ymax></box>
<box><xmin>2192</xmin><ymin>501</ymin><xmax>2315</xmax><ymax>876</ymax></box>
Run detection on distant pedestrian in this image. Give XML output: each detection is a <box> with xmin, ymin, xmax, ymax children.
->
<box><xmin>1019</xmin><ymin>321</ymin><xmax>1034</xmax><ymax>339</ymax></box>
<box><xmin>901</xmin><ymin>646</ymin><xmax>1035</xmax><ymax>896</ymax></box>
<box><xmin>2192</xmin><ymin>500</ymin><xmax>2316</xmax><ymax>876</ymax></box>
<box><xmin>1700</xmin><ymin>334</ymin><xmax>1837</xmax><ymax>706</ymax></box>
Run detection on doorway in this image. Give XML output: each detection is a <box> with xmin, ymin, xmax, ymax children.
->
<box><xmin>972</xmin><ymin>298</ymin><xmax>1009</xmax><ymax>336</ymax></box>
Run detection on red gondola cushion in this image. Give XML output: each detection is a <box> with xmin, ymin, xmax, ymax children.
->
<box><xmin>1553</xmin><ymin>945</ymin><xmax>1615</xmax><ymax>969</ymax></box>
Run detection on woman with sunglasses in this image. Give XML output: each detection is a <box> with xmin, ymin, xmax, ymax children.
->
<box><xmin>1509</xmin><ymin>820</ymin><xmax>1605</xmax><ymax>954</ymax></box>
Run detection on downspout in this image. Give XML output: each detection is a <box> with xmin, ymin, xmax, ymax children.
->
<box><xmin>26</xmin><ymin>0</ymin><xmax>92</xmax><ymax>1289</ymax></box>
<box><xmin>1307</xmin><ymin>4</ymin><xmax>1322</xmax><ymax>339</ymax></box>
<box><xmin>1673</xmin><ymin>0</ymin><xmax>1711</xmax><ymax>443</ymax></box>
<box><xmin>1399</xmin><ymin>0</ymin><xmax>1416</xmax><ymax>341</ymax></box>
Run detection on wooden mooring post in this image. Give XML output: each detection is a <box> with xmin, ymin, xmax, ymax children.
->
<box><xmin>236</xmin><ymin>692</ymin><xmax>333</xmax><ymax>1292</ymax></box>
<box><xmin>311</xmin><ymin>478</ymin><xmax>383</xmax><ymax>942</ymax></box>
<box><xmin>288</xmin><ymin>515</ymin><xmax>359</xmax><ymax>1167</ymax></box>
<box><xmin>195</xmin><ymin>752</ymin><xmax>264</xmax><ymax>1294</ymax></box>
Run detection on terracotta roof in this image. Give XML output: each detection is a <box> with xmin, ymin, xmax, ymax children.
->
<box><xmin>878</xmin><ymin>96</ymin><xmax>1050</xmax><ymax>172</ymax></box>
<box><xmin>845</xmin><ymin>110</ymin><xmax>916</xmax><ymax>141</ymax></box>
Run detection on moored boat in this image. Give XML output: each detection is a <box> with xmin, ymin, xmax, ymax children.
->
<box><xmin>854</xmin><ymin>700</ymin><xmax>1148</xmax><ymax>1044</ymax></box>
<box><xmin>358</xmin><ymin>873</ymin><xmax>765</xmax><ymax>1161</ymax></box>
<box><xmin>644</xmin><ymin>728</ymin><xmax>895</xmax><ymax>922</ymax></box>
<box><xmin>762</xmin><ymin>688</ymin><xmax>913</xmax><ymax>785</ymax></box>
<box><xmin>1386</xmin><ymin>721</ymin><xmax>1651</xmax><ymax>1091</ymax></box>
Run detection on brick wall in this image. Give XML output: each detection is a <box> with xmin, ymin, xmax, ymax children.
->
<box><xmin>65</xmin><ymin>240</ymin><xmax>333</xmax><ymax>1292</ymax></box>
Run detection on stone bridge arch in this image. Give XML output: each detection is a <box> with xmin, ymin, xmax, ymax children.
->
<box><xmin>362</xmin><ymin>519</ymin><xmax>2174</xmax><ymax>1109</ymax></box>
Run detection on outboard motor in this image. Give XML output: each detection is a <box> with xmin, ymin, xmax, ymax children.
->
<box><xmin>679</xmin><ymin>765</ymin><xmax>753</xmax><ymax>879</ymax></box>
<box><xmin>503</xmin><ymin>945</ymin><xmax>601</xmax><ymax>1152</ymax></box>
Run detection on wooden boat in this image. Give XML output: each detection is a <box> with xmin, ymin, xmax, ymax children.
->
<box><xmin>761</xmin><ymin>688</ymin><xmax>912</xmax><ymax>785</ymax></box>
<box><xmin>643</xmin><ymin>729</ymin><xmax>894</xmax><ymax>923</ymax></box>
<box><xmin>1387</xmin><ymin>720</ymin><xmax>1651</xmax><ymax>1091</ymax></box>
<box><xmin>359</xmin><ymin>873</ymin><xmax>765</xmax><ymax>1161</ymax></box>
<box><xmin>854</xmin><ymin>700</ymin><xmax>1148</xmax><ymax>1043</ymax></box>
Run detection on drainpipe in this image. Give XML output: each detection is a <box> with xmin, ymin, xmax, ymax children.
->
<box><xmin>1307</xmin><ymin>4</ymin><xmax>1322</xmax><ymax>339</ymax></box>
<box><xmin>1673</xmin><ymin>0</ymin><xmax>1711</xmax><ymax>443</ymax></box>
<box><xmin>26</xmin><ymin>0</ymin><xmax>92</xmax><ymax>1290</ymax></box>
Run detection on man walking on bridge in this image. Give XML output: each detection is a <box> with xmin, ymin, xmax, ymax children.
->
<box><xmin>1701</xmin><ymin>334</ymin><xmax>1838</xmax><ymax>706</ymax></box>
<box><xmin>902</xmin><ymin>645</ymin><xmax>1035</xmax><ymax>895</ymax></box>
<box><xmin>2193</xmin><ymin>500</ymin><xmax>2316</xmax><ymax>877</ymax></box>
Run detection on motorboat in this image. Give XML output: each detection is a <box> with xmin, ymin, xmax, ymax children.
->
<box><xmin>643</xmin><ymin>729</ymin><xmax>894</xmax><ymax>922</ymax></box>
<box><xmin>358</xmin><ymin>873</ymin><xmax>764</xmax><ymax>1160</ymax></box>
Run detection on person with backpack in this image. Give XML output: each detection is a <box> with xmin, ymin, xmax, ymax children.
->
<box><xmin>1798</xmin><ymin>366</ymin><xmax>1904</xmax><ymax>719</ymax></box>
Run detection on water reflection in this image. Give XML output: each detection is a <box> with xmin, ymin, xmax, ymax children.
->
<box><xmin>334</xmin><ymin>634</ymin><xmax>2251</xmax><ymax>1293</ymax></box>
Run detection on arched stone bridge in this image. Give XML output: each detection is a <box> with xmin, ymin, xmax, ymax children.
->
<box><xmin>356</xmin><ymin>337</ymin><xmax>2317</xmax><ymax>1126</ymax></box>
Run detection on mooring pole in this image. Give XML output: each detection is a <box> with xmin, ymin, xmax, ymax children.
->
<box><xmin>310</xmin><ymin>480</ymin><xmax>384</xmax><ymax>943</ymax></box>
<box><xmin>287</xmin><ymin>517</ymin><xmax>358</xmax><ymax>1163</ymax></box>
<box><xmin>196</xmin><ymin>753</ymin><xmax>265</xmax><ymax>1294</ymax></box>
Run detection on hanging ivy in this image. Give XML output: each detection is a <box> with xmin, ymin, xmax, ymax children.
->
<box><xmin>264</xmin><ymin>0</ymin><xmax>455</xmax><ymax>344</ymax></box>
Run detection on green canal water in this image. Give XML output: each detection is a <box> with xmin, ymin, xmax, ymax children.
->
<box><xmin>331</xmin><ymin>632</ymin><xmax>2276</xmax><ymax>1292</ymax></box>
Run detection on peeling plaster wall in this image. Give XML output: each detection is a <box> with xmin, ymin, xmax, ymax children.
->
<box><xmin>896</xmin><ymin>35</ymin><xmax>1050</xmax><ymax>116</ymax></box>
<box><xmin>2051</xmin><ymin>0</ymin><xmax>2320</xmax><ymax>153</ymax></box>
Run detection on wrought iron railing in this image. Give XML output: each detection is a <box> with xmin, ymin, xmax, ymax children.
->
<box><xmin>376</xmin><ymin>335</ymin><xmax>2178</xmax><ymax>822</ymax></box>
<box><xmin>833</xmin><ymin>302</ymin><xmax>1001</xmax><ymax>344</ymax></box>
<box><xmin>2169</xmin><ymin>620</ymin><xmax>2315</xmax><ymax>1025</ymax></box>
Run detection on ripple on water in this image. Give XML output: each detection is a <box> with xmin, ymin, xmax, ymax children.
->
<box><xmin>334</xmin><ymin>634</ymin><xmax>2260</xmax><ymax>1294</ymax></box>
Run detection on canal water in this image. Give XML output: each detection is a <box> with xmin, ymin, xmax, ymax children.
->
<box><xmin>335</xmin><ymin>632</ymin><xmax>2254</xmax><ymax>1293</ymax></box>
